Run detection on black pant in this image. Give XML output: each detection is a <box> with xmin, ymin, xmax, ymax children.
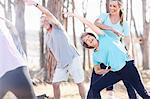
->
<box><xmin>0</xmin><ymin>66</ymin><xmax>36</xmax><ymax>99</ymax></box>
<box><xmin>100</xmin><ymin>63</ymin><xmax>137</xmax><ymax>98</ymax></box>
<box><xmin>87</xmin><ymin>61</ymin><xmax>150</xmax><ymax>99</ymax></box>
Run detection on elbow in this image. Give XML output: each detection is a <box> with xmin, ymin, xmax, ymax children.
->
<box><xmin>94</xmin><ymin>67</ymin><xmax>100</xmax><ymax>74</ymax></box>
<box><xmin>94</xmin><ymin>21</ymin><xmax>99</xmax><ymax>26</ymax></box>
<box><xmin>95</xmin><ymin>70</ymin><xmax>99</xmax><ymax>74</ymax></box>
<box><xmin>94</xmin><ymin>22</ymin><xmax>103</xmax><ymax>29</ymax></box>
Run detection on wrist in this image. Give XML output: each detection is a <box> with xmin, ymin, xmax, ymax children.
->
<box><xmin>34</xmin><ymin>3</ymin><xmax>38</xmax><ymax>7</ymax></box>
<box><xmin>110</xmin><ymin>27</ymin><xmax>114</xmax><ymax>31</ymax></box>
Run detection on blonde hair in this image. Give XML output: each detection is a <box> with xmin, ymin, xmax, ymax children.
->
<box><xmin>109</xmin><ymin>0</ymin><xmax>124</xmax><ymax>25</ymax></box>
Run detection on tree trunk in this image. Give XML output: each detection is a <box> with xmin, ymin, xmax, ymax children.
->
<box><xmin>82</xmin><ymin>0</ymin><xmax>90</xmax><ymax>70</ymax></box>
<box><xmin>47</xmin><ymin>0</ymin><xmax>63</xmax><ymax>22</ymax></box>
<box><xmin>14</xmin><ymin>0</ymin><xmax>26</xmax><ymax>53</ymax></box>
<box><xmin>62</xmin><ymin>0</ymin><xmax>69</xmax><ymax>31</ymax></box>
<box><xmin>141</xmin><ymin>0</ymin><xmax>150</xmax><ymax>69</ymax></box>
<box><xmin>39</xmin><ymin>0</ymin><xmax>46</xmax><ymax>68</ymax></box>
<box><xmin>4</xmin><ymin>0</ymin><xmax>12</xmax><ymax>21</ymax></box>
<box><xmin>72</xmin><ymin>0</ymin><xmax>77</xmax><ymax>48</ymax></box>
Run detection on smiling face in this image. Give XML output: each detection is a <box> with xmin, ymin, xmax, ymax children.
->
<box><xmin>109</xmin><ymin>0</ymin><xmax>121</xmax><ymax>15</ymax></box>
<box><xmin>81</xmin><ymin>33</ymin><xmax>99</xmax><ymax>49</ymax></box>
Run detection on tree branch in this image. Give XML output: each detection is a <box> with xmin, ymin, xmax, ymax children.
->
<box><xmin>0</xmin><ymin>1</ymin><xmax>4</xmax><ymax>8</ymax></box>
<box><xmin>10</xmin><ymin>1</ymin><xmax>15</xmax><ymax>6</ymax></box>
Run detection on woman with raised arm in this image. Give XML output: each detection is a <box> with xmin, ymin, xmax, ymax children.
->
<box><xmin>67</xmin><ymin>12</ymin><xmax>150</xmax><ymax>99</ymax></box>
<box><xmin>24</xmin><ymin>0</ymin><xmax>85</xmax><ymax>99</ymax></box>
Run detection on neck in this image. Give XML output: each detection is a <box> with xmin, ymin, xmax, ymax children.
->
<box><xmin>47</xmin><ymin>27</ymin><xmax>51</xmax><ymax>32</ymax></box>
<box><xmin>110</xmin><ymin>13</ymin><xmax>120</xmax><ymax>18</ymax></box>
<box><xmin>47</xmin><ymin>24</ymin><xmax>52</xmax><ymax>32</ymax></box>
<box><xmin>95</xmin><ymin>41</ymin><xmax>99</xmax><ymax>51</ymax></box>
<box><xmin>46</xmin><ymin>27</ymin><xmax>52</xmax><ymax>32</ymax></box>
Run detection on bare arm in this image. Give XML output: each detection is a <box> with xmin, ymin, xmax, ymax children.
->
<box><xmin>94</xmin><ymin>18</ymin><xmax>124</xmax><ymax>37</ymax></box>
<box><xmin>94</xmin><ymin>65</ymin><xmax>111</xmax><ymax>75</ymax></box>
<box><xmin>36</xmin><ymin>4</ymin><xmax>61</xmax><ymax>26</ymax></box>
<box><xmin>67</xmin><ymin>12</ymin><xmax>104</xmax><ymax>35</ymax></box>
<box><xmin>24</xmin><ymin>0</ymin><xmax>61</xmax><ymax>27</ymax></box>
<box><xmin>94</xmin><ymin>18</ymin><xmax>113</xmax><ymax>30</ymax></box>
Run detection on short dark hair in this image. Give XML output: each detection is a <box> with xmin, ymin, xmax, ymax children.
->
<box><xmin>80</xmin><ymin>32</ymin><xmax>97</xmax><ymax>49</ymax></box>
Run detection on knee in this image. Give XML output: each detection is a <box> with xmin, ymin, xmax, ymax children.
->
<box><xmin>90</xmin><ymin>85</ymin><xmax>101</xmax><ymax>93</ymax></box>
<box><xmin>77</xmin><ymin>82</ymin><xmax>84</xmax><ymax>87</ymax></box>
<box><xmin>52</xmin><ymin>83</ymin><xmax>60</xmax><ymax>89</ymax></box>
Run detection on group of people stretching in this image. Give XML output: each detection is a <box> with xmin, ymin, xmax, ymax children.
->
<box><xmin>0</xmin><ymin>0</ymin><xmax>149</xmax><ymax>99</ymax></box>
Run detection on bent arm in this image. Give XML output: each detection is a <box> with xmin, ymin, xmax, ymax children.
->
<box><xmin>94</xmin><ymin>65</ymin><xmax>111</xmax><ymax>75</ymax></box>
<box><xmin>95</xmin><ymin>18</ymin><xmax>124</xmax><ymax>37</ymax></box>
<box><xmin>94</xmin><ymin>18</ymin><xmax>113</xmax><ymax>31</ymax></box>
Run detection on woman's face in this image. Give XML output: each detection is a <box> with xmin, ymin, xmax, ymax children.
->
<box><xmin>40</xmin><ymin>16</ymin><xmax>51</xmax><ymax>30</ymax></box>
<box><xmin>109</xmin><ymin>1</ymin><xmax>120</xmax><ymax>15</ymax></box>
<box><xmin>82</xmin><ymin>34</ymin><xmax>98</xmax><ymax>48</ymax></box>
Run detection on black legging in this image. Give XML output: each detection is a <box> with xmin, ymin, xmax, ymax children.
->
<box><xmin>105</xmin><ymin>76</ymin><xmax>137</xmax><ymax>99</ymax></box>
<box><xmin>0</xmin><ymin>66</ymin><xmax>36</xmax><ymax>99</ymax></box>
<box><xmin>87</xmin><ymin>61</ymin><xmax>150</xmax><ymax>99</ymax></box>
<box><xmin>99</xmin><ymin>63</ymin><xmax>137</xmax><ymax>99</ymax></box>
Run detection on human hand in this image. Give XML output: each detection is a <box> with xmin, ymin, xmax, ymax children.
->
<box><xmin>112</xmin><ymin>29</ymin><xmax>124</xmax><ymax>37</ymax></box>
<box><xmin>95</xmin><ymin>68</ymin><xmax>111</xmax><ymax>75</ymax></box>
<box><xmin>23</xmin><ymin>0</ymin><xmax>36</xmax><ymax>6</ymax></box>
<box><xmin>101</xmin><ymin>68</ymin><xmax>111</xmax><ymax>74</ymax></box>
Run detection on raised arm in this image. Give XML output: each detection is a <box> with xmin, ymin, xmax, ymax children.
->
<box><xmin>67</xmin><ymin>12</ymin><xmax>104</xmax><ymax>35</ymax></box>
<box><xmin>24</xmin><ymin>0</ymin><xmax>61</xmax><ymax>27</ymax></box>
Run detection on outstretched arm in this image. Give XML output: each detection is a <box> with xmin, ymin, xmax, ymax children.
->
<box><xmin>24</xmin><ymin>0</ymin><xmax>61</xmax><ymax>27</ymax></box>
<box><xmin>66</xmin><ymin>12</ymin><xmax>104</xmax><ymax>35</ymax></box>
